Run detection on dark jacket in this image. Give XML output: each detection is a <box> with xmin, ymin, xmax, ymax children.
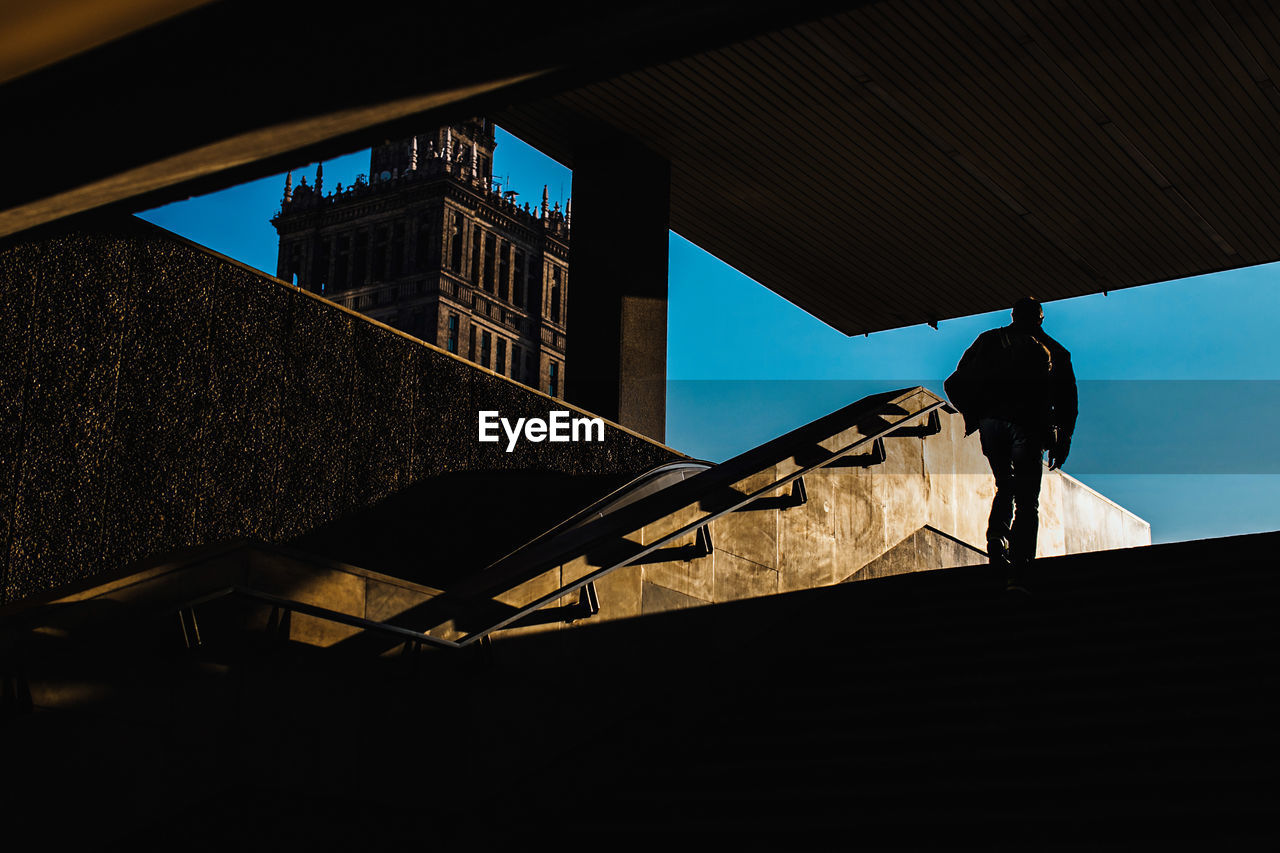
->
<box><xmin>945</xmin><ymin>323</ymin><xmax>1077</xmax><ymax>447</ymax></box>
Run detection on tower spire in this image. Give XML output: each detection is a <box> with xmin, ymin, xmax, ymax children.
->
<box><xmin>315</xmin><ymin>162</ymin><xmax>323</xmax><ymax>196</ymax></box>
<box><xmin>541</xmin><ymin>185</ymin><xmax>549</xmax><ymax>218</ymax></box>
<box><xmin>282</xmin><ymin>170</ymin><xmax>293</xmax><ymax>206</ymax></box>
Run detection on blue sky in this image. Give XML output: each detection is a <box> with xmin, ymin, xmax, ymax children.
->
<box><xmin>138</xmin><ymin>127</ymin><xmax>1280</xmax><ymax>545</ymax></box>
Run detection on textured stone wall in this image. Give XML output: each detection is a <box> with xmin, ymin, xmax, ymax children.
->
<box><xmin>0</xmin><ymin>217</ymin><xmax>678</xmax><ymax>604</ymax></box>
<box><xmin>496</xmin><ymin>396</ymin><xmax>1151</xmax><ymax>631</ymax></box>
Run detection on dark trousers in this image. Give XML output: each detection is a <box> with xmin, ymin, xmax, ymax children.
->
<box><xmin>979</xmin><ymin>417</ymin><xmax>1044</xmax><ymax>581</ymax></box>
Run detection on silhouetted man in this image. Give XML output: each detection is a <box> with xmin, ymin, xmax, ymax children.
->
<box><xmin>945</xmin><ymin>298</ymin><xmax>1077</xmax><ymax>592</ymax></box>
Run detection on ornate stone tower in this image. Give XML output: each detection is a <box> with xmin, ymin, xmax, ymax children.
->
<box><xmin>271</xmin><ymin>118</ymin><xmax>570</xmax><ymax>396</ymax></box>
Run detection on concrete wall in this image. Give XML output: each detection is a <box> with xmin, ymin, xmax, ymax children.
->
<box><xmin>497</xmin><ymin>395</ymin><xmax>1150</xmax><ymax>633</ymax></box>
<box><xmin>0</xmin><ymin>218</ymin><xmax>678</xmax><ymax>604</ymax></box>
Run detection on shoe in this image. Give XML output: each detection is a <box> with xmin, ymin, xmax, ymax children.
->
<box><xmin>987</xmin><ymin>537</ymin><xmax>1011</xmax><ymax>570</ymax></box>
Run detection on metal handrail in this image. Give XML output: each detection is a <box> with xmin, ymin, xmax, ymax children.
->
<box><xmin>181</xmin><ymin>585</ymin><xmax>463</xmax><ymax>650</ymax></box>
<box><xmin>448</xmin><ymin>387</ymin><xmax>951</xmax><ymax>646</ymax></box>
<box><xmin>481</xmin><ymin>460</ymin><xmax>715</xmax><ymax>574</ymax></box>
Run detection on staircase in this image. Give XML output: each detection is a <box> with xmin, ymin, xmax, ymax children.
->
<box><xmin>5</xmin><ymin>531</ymin><xmax>1275</xmax><ymax>847</ymax></box>
<box><xmin>467</xmin><ymin>530</ymin><xmax>1279</xmax><ymax>848</ymax></box>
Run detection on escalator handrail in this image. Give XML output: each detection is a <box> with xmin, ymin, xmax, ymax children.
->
<box><xmin>480</xmin><ymin>460</ymin><xmax>715</xmax><ymax>574</ymax></box>
<box><xmin>183</xmin><ymin>584</ymin><xmax>463</xmax><ymax>650</ymax></box>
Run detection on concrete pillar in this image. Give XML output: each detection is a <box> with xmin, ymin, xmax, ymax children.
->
<box><xmin>567</xmin><ymin>136</ymin><xmax>669</xmax><ymax>442</ymax></box>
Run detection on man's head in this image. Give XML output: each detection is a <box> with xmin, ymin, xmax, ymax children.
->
<box><xmin>1012</xmin><ymin>297</ymin><xmax>1043</xmax><ymax>327</ymax></box>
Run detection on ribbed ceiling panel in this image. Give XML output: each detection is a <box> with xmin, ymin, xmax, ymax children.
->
<box><xmin>497</xmin><ymin>0</ymin><xmax>1280</xmax><ymax>334</ymax></box>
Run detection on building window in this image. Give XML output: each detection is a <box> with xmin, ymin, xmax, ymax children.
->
<box><xmin>513</xmin><ymin>250</ymin><xmax>525</xmax><ymax>307</ymax></box>
<box><xmin>498</xmin><ymin>240</ymin><xmax>510</xmax><ymax>302</ymax></box>
<box><xmin>529</xmin><ymin>256</ymin><xmax>543</xmax><ymax>316</ymax></box>
<box><xmin>469</xmin><ymin>325</ymin><xmax>476</xmax><ymax>360</ymax></box>
<box><xmin>426</xmin><ymin>214</ymin><xmax>441</xmax><ymax>269</ymax></box>
<box><xmin>525</xmin><ymin>350</ymin><xmax>535</xmax><ymax>383</ymax></box>
<box><xmin>483</xmin><ymin>232</ymin><xmax>496</xmax><ymax>292</ymax></box>
<box><xmin>447</xmin><ymin>314</ymin><xmax>459</xmax><ymax>353</ymax></box>
<box><xmin>372</xmin><ymin>225</ymin><xmax>388</xmax><ymax>281</ymax></box>
<box><xmin>286</xmin><ymin>243</ymin><xmax>302</xmax><ymax>285</ymax></box>
<box><xmin>548</xmin><ymin>361</ymin><xmax>559</xmax><ymax>397</ymax></box>
<box><xmin>334</xmin><ymin>236</ymin><xmax>350</xmax><ymax>289</ymax></box>
<box><xmin>550</xmin><ymin>265</ymin><xmax>562</xmax><ymax>324</ymax></box>
<box><xmin>354</xmin><ymin>230</ymin><xmax>369</xmax><ymax>287</ymax></box>
<box><xmin>390</xmin><ymin>222</ymin><xmax>404</xmax><ymax>278</ymax></box>
<box><xmin>496</xmin><ymin>338</ymin><xmax>507</xmax><ymax>375</ymax></box>
<box><xmin>511</xmin><ymin>344</ymin><xmax>521</xmax><ymax>379</ymax></box>
<box><xmin>471</xmin><ymin>225</ymin><xmax>482</xmax><ymax>282</ymax></box>
<box><xmin>315</xmin><ymin>238</ymin><xmax>331</xmax><ymax>291</ymax></box>
<box><xmin>480</xmin><ymin>330</ymin><xmax>492</xmax><ymax>368</ymax></box>
<box><xmin>450</xmin><ymin>219</ymin><xmax>463</xmax><ymax>273</ymax></box>
<box><xmin>414</xmin><ymin>217</ymin><xmax>428</xmax><ymax>272</ymax></box>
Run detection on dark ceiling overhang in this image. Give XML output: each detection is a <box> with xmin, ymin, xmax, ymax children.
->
<box><xmin>497</xmin><ymin>0</ymin><xmax>1280</xmax><ymax>334</ymax></box>
<box><xmin>3</xmin><ymin>1</ymin><xmax>1278</xmax><ymax>335</ymax></box>
<box><xmin>0</xmin><ymin>0</ymin><xmax>852</xmax><ymax>239</ymax></box>
<box><xmin>0</xmin><ymin>0</ymin><xmax>215</xmax><ymax>86</ymax></box>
